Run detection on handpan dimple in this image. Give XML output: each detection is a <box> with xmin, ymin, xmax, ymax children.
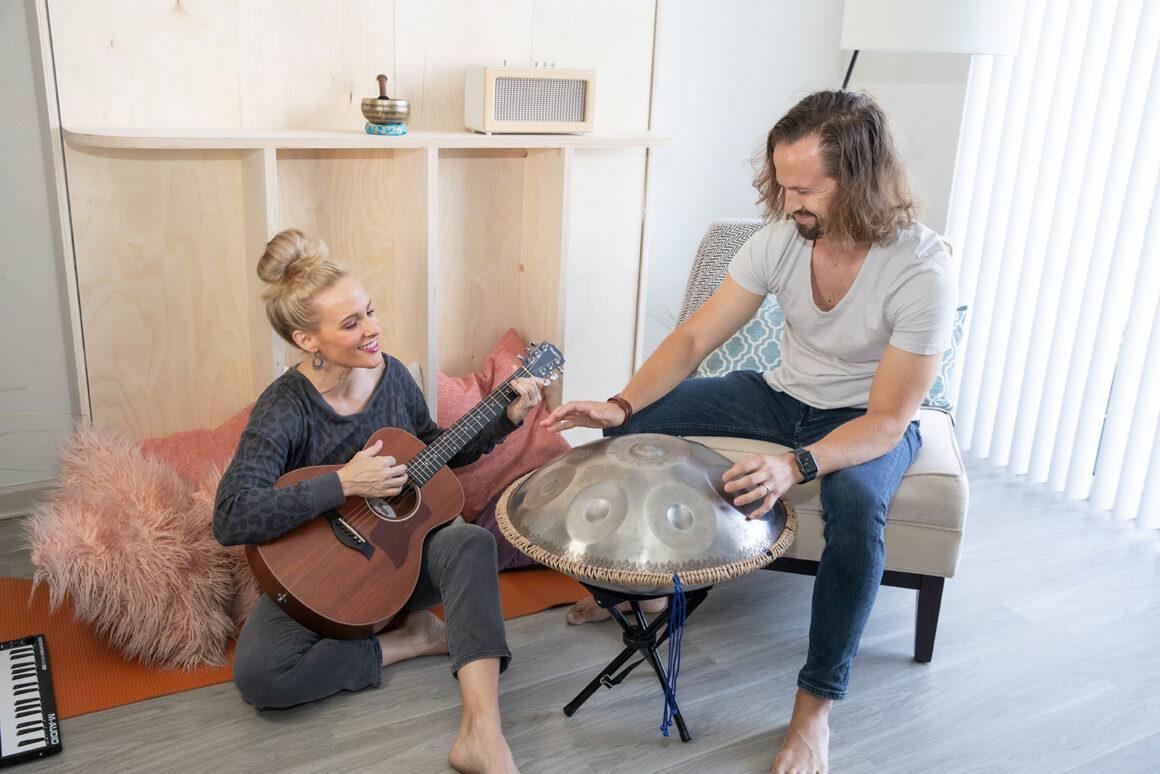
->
<box><xmin>607</xmin><ymin>434</ymin><xmax>691</xmax><ymax>468</ymax></box>
<box><xmin>586</xmin><ymin>499</ymin><xmax>611</xmax><ymax>523</ymax></box>
<box><xmin>564</xmin><ymin>481</ymin><xmax>629</xmax><ymax>544</ymax></box>
<box><xmin>667</xmin><ymin>504</ymin><xmax>694</xmax><ymax>530</ymax></box>
<box><xmin>519</xmin><ymin>465</ymin><xmax>576</xmax><ymax>509</ymax></box>
<box><xmin>643</xmin><ymin>481</ymin><xmax>717</xmax><ymax>556</ymax></box>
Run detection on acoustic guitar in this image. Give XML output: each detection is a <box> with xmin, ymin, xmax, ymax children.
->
<box><xmin>245</xmin><ymin>341</ymin><xmax>564</xmax><ymax>640</ymax></box>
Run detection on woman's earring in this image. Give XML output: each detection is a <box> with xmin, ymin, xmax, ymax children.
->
<box><xmin>311</xmin><ymin>351</ymin><xmax>324</xmax><ymax>370</ymax></box>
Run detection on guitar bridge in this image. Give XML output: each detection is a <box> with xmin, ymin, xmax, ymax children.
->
<box><xmin>323</xmin><ymin>509</ymin><xmax>374</xmax><ymax>560</ymax></box>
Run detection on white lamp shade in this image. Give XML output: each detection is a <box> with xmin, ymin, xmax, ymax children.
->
<box><xmin>840</xmin><ymin>0</ymin><xmax>1024</xmax><ymax>55</ymax></box>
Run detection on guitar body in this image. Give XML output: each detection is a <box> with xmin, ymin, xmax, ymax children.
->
<box><xmin>245</xmin><ymin>427</ymin><xmax>464</xmax><ymax>640</ymax></box>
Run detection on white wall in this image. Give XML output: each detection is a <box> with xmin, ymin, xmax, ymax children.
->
<box><xmin>0</xmin><ymin>1</ymin><xmax>81</xmax><ymax>506</ymax></box>
<box><xmin>644</xmin><ymin>0</ymin><xmax>970</xmax><ymax>355</ymax></box>
<box><xmin>844</xmin><ymin>51</ymin><xmax>972</xmax><ymax>237</ymax></box>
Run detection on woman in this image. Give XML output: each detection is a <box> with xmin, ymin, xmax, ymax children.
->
<box><xmin>214</xmin><ymin>229</ymin><xmax>539</xmax><ymax>774</ymax></box>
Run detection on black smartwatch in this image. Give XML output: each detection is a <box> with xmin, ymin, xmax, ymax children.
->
<box><xmin>792</xmin><ymin>447</ymin><xmax>818</xmax><ymax>483</ymax></box>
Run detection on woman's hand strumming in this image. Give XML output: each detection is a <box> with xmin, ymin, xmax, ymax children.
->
<box><xmin>336</xmin><ymin>439</ymin><xmax>408</xmax><ymax>498</ymax></box>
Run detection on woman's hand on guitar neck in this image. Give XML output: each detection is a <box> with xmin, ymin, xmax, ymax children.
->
<box><xmin>336</xmin><ymin>439</ymin><xmax>408</xmax><ymax>498</ymax></box>
<box><xmin>505</xmin><ymin>376</ymin><xmax>545</xmax><ymax>425</ymax></box>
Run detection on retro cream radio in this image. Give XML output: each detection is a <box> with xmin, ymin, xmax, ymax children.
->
<box><xmin>464</xmin><ymin>65</ymin><xmax>595</xmax><ymax>134</ymax></box>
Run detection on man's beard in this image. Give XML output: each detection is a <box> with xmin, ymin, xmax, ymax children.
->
<box><xmin>792</xmin><ymin>211</ymin><xmax>823</xmax><ymax>241</ymax></box>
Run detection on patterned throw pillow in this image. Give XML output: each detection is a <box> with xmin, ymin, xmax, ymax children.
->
<box><xmin>924</xmin><ymin>305</ymin><xmax>968</xmax><ymax>411</ymax></box>
<box><xmin>698</xmin><ymin>296</ymin><xmax>785</xmax><ymax>377</ymax></box>
<box><xmin>697</xmin><ymin>301</ymin><xmax>968</xmax><ymax>412</ymax></box>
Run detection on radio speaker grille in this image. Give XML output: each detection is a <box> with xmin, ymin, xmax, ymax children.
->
<box><xmin>494</xmin><ymin>77</ymin><xmax>587</xmax><ymax>123</ymax></box>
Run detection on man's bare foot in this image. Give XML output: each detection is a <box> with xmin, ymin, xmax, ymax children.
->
<box><xmin>564</xmin><ymin>595</ymin><xmax>667</xmax><ymax>625</ymax></box>
<box><xmin>377</xmin><ymin>610</ymin><xmax>449</xmax><ymax>667</ymax></box>
<box><xmin>448</xmin><ymin>724</ymin><xmax>520</xmax><ymax>774</ymax></box>
<box><xmin>770</xmin><ymin>689</ymin><xmax>831</xmax><ymax>774</ymax></box>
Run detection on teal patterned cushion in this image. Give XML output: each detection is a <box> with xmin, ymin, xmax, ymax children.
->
<box><xmin>923</xmin><ymin>305</ymin><xmax>968</xmax><ymax>411</ymax></box>
<box><xmin>698</xmin><ymin>296</ymin><xmax>785</xmax><ymax>377</ymax></box>
<box><xmin>697</xmin><ymin>301</ymin><xmax>968</xmax><ymax>412</ymax></box>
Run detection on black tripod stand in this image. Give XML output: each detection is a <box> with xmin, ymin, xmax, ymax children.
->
<box><xmin>562</xmin><ymin>582</ymin><xmax>712</xmax><ymax>742</ymax></box>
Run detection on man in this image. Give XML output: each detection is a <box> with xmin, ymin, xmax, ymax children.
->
<box><xmin>542</xmin><ymin>90</ymin><xmax>957</xmax><ymax>774</ymax></box>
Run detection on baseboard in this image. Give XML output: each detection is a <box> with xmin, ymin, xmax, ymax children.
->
<box><xmin>0</xmin><ymin>480</ymin><xmax>54</xmax><ymax>519</ymax></box>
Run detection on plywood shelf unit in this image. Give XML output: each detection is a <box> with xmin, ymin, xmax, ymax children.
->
<box><xmin>63</xmin><ymin>128</ymin><xmax>667</xmax><ymax>150</ymax></box>
<box><xmin>61</xmin><ymin>128</ymin><xmax>670</xmax><ymax>440</ymax></box>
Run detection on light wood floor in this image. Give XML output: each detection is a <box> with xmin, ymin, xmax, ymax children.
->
<box><xmin>3</xmin><ymin>457</ymin><xmax>1159</xmax><ymax>773</ymax></box>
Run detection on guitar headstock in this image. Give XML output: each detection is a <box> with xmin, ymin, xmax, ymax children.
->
<box><xmin>517</xmin><ymin>340</ymin><xmax>564</xmax><ymax>384</ymax></box>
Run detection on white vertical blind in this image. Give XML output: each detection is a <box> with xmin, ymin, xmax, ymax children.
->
<box><xmin>1083</xmin><ymin>7</ymin><xmax>1160</xmax><ymax>504</ymax></box>
<box><xmin>1007</xmin><ymin>0</ymin><xmax>1099</xmax><ymax>474</ymax></box>
<box><xmin>946</xmin><ymin>0</ymin><xmax>1160</xmax><ymax>527</ymax></box>
<box><xmin>985</xmin><ymin>2</ymin><xmax>1068</xmax><ymax>467</ymax></box>
<box><xmin>961</xmin><ymin>0</ymin><xmax>1045</xmax><ymax>457</ymax></box>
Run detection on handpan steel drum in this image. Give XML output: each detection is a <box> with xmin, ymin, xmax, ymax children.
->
<box><xmin>495</xmin><ymin>433</ymin><xmax>797</xmax><ymax>595</ymax></box>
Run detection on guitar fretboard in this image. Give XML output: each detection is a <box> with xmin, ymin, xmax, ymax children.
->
<box><xmin>406</xmin><ymin>375</ymin><xmax>524</xmax><ymax>486</ymax></box>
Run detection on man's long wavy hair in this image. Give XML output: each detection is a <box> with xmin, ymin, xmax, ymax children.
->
<box><xmin>754</xmin><ymin>90</ymin><xmax>917</xmax><ymax>246</ymax></box>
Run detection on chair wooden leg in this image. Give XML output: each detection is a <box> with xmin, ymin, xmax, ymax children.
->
<box><xmin>914</xmin><ymin>575</ymin><xmax>945</xmax><ymax>663</ymax></box>
<box><xmin>769</xmin><ymin>562</ymin><xmax>949</xmax><ymax>662</ymax></box>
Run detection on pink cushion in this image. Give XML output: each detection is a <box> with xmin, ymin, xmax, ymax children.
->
<box><xmin>140</xmin><ymin>405</ymin><xmax>253</xmax><ymax>484</ymax></box>
<box><xmin>437</xmin><ymin>328</ymin><xmax>571</xmax><ymax>522</ymax></box>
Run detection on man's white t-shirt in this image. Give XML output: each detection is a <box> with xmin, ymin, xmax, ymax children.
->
<box><xmin>727</xmin><ymin>219</ymin><xmax>957</xmax><ymax>410</ymax></box>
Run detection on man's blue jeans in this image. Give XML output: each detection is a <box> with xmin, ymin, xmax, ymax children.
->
<box><xmin>605</xmin><ymin>370</ymin><xmax>922</xmax><ymax>700</ymax></box>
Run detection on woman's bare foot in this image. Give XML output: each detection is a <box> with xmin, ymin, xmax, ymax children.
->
<box><xmin>770</xmin><ymin>689</ymin><xmax>831</xmax><ymax>774</ymax></box>
<box><xmin>564</xmin><ymin>595</ymin><xmax>667</xmax><ymax>625</ymax></box>
<box><xmin>450</xmin><ymin>659</ymin><xmax>519</xmax><ymax>773</ymax></box>
<box><xmin>448</xmin><ymin>725</ymin><xmax>520</xmax><ymax>774</ymax></box>
<box><xmin>377</xmin><ymin>610</ymin><xmax>449</xmax><ymax>667</ymax></box>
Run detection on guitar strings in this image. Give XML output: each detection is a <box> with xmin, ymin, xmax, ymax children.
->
<box><xmin>335</xmin><ymin>363</ymin><xmax>543</xmax><ymax>534</ymax></box>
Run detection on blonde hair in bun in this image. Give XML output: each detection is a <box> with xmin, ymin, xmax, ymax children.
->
<box><xmin>257</xmin><ymin>229</ymin><xmax>349</xmax><ymax>346</ymax></box>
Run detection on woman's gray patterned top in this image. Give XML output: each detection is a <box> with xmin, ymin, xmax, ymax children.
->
<box><xmin>213</xmin><ymin>354</ymin><xmax>516</xmax><ymax>546</ymax></box>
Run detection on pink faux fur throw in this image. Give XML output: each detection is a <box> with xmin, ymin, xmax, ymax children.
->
<box><xmin>26</xmin><ymin>429</ymin><xmax>259</xmax><ymax>670</ymax></box>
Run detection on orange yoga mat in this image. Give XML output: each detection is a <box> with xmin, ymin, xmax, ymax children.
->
<box><xmin>0</xmin><ymin>569</ymin><xmax>586</xmax><ymax>719</ymax></box>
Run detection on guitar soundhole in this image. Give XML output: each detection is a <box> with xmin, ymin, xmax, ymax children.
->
<box><xmin>365</xmin><ymin>482</ymin><xmax>421</xmax><ymax>522</ymax></box>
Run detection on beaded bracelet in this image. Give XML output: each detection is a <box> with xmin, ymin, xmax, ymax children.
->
<box><xmin>606</xmin><ymin>395</ymin><xmax>633</xmax><ymax>425</ymax></box>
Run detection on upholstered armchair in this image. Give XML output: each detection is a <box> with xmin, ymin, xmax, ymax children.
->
<box><xmin>677</xmin><ymin>219</ymin><xmax>969</xmax><ymax>662</ymax></box>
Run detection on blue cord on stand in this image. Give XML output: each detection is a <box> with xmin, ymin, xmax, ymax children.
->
<box><xmin>661</xmin><ymin>573</ymin><xmax>687</xmax><ymax>737</ymax></box>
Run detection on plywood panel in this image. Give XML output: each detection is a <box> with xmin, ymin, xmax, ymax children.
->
<box><xmin>47</xmin><ymin>0</ymin><xmax>243</xmax><ymax>128</ymax></box>
<box><xmin>240</xmin><ymin>148</ymin><xmax>281</xmax><ymax>384</ymax></box>
<box><xmin>234</xmin><ymin>0</ymin><xmax>396</xmax><ymax>131</ymax></box>
<box><xmin>47</xmin><ymin>0</ymin><xmax>396</xmax><ymax>131</ymax></box>
<box><xmin>275</xmin><ymin>149</ymin><xmax>429</xmax><ymax>372</ymax></box>
<box><xmin>530</xmin><ymin>0</ymin><xmax>657</xmax><ymax>132</ymax></box>
<box><xmin>65</xmin><ymin>147</ymin><xmax>254</xmax><ymax>439</ymax></box>
<box><xmin>519</xmin><ymin>148</ymin><xmax>566</xmax><ymax>347</ymax></box>
<box><xmin>436</xmin><ymin>149</ymin><xmax>525</xmax><ymax>376</ymax></box>
<box><xmin>48</xmin><ymin>1</ymin><xmax>657</xmax><ymax>132</ymax></box>
<box><xmin>393</xmin><ymin>0</ymin><xmax>535</xmax><ymax>131</ymax></box>
<box><xmin>385</xmin><ymin>147</ymin><xmax>434</xmax><ymax>396</ymax></box>
<box><xmin>562</xmin><ymin>149</ymin><xmax>647</xmax><ymax>408</ymax></box>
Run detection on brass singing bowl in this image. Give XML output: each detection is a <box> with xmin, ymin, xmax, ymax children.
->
<box><xmin>361</xmin><ymin>98</ymin><xmax>410</xmax><ymax>125</ymax></box>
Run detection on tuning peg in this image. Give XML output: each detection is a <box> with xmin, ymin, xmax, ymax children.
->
<box><xmin>531</xmin><ymin>340</ymin><xmax>540</xmax><ymax>347</ymax></box>
<box><xmin>542</xmin><ymin>377</ymin><xmax>551</xmax><ymax>386</ymax></box>
<box><xmin>517</xmin><ymin>354</ymin><xmax>525</xmax><ymax>361</ymax></box>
